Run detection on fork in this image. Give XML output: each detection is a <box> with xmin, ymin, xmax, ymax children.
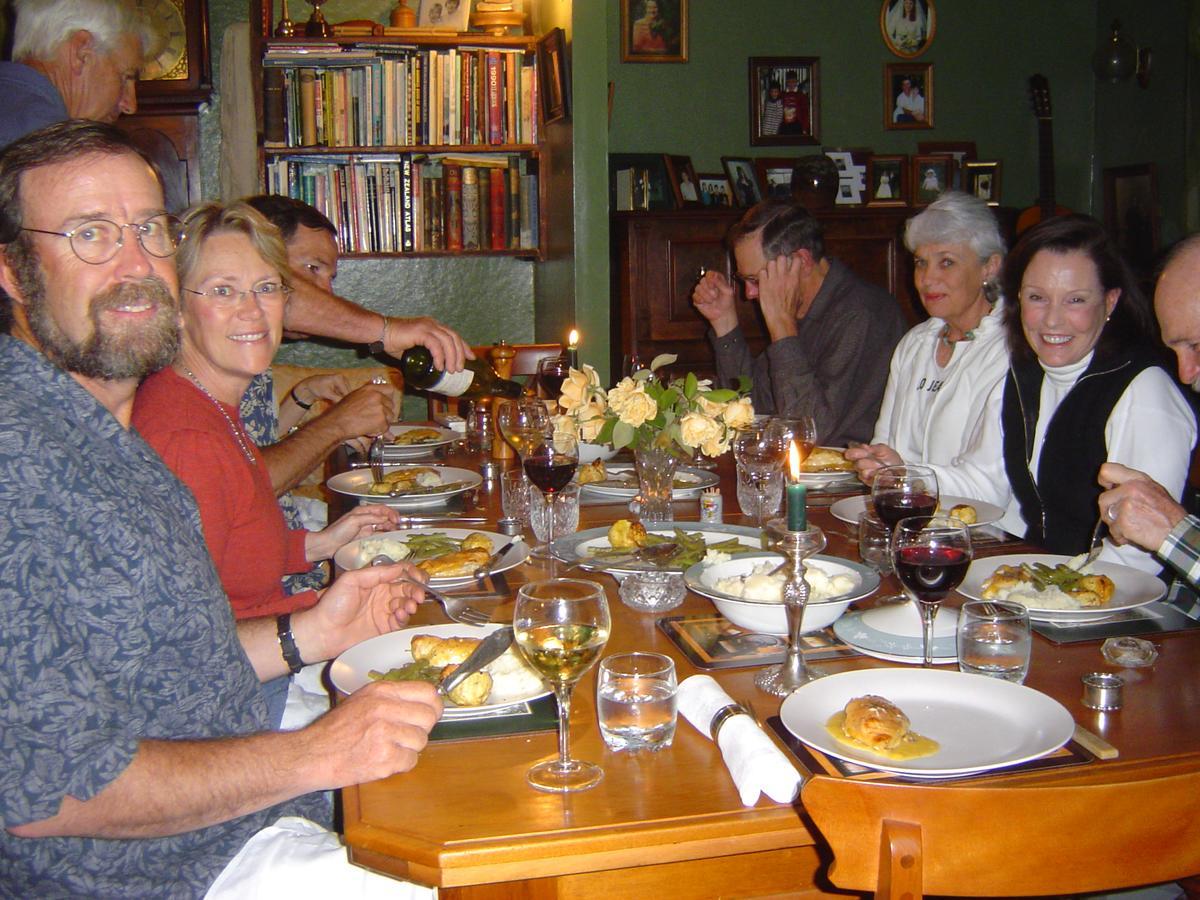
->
<box><xmin>370</xmin><ymin>554</ymin><xmax>493</xmax><ymax>626</ymax></box>
<box><xmin>368</xmin><ymin>434</ymin><xmax>387</xmax><ymax>486</ymax></box>
<box><xmin>1076</xmin><ymin>518</ymin><xmax>1108</xmax><ymax>570</ymax></box>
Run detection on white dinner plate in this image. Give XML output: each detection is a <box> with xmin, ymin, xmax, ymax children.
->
<box><xmin>830</xmin><ymin>493</ymin><xmax>1005</xmax><ymax>528</ymax></box>
<box><xmin>329</xmin><ymin>623</ymin><xmax>551</xmax><ymax>716</ymax></box>
<box><xmin>959</xmin><ymin>554</ymin><xmax>1166</xmax><ymax>622</ymax></box>
<box><xmin>333</xmin><ymin>528</ymin><xmax>528</xmax><ymax>587</ymax></box>
<box><xmin>381</xmin><ymin>424</ymin><xmax>459</xmax><ymax>458</ymax></box>
<box><xmin>779</xmin><ymin>668</ymin><xmax>1074</xmax><ymax>777</ymax></box>
<box><xmin>578</xmin><ymin>465</ymin><xmax>719</xmax><ymax>500</ymax></box>
<box><xmin>832</xmin><ymin>602</ymin><xmax>958</xmax><ymax>665</ymax></box>
<box><xmin>551</xmin><ymin>521</ymin><xmax>763</xmax><ymax>575</ymax></box>
<box><xmin>793</xmin><ymin>447</ymin><xmax>859</xmax><ymax>486</ymax></box>
<box><xmin>326</xmin><ymin>465</ymin><xmax>482</xmax><ymax>509</ymax></box>
<box><xmin>684</xmin><ymin>553</ymin><xmax>880</xmax><ymax>608</ymax></box>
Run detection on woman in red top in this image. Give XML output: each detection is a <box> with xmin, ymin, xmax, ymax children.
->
<box><xmin>134</xmin><ymin>203</ymin><xmax>403</xmax><ymax>723</ymax></box>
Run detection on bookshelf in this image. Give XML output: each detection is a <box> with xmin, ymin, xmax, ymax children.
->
<box><xmin>251</xmin><ymin>4</ymin><xmax>546</xmax><ymax>260</ymax></box>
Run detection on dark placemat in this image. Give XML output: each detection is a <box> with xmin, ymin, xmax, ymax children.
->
<box><xmin>766</xmin><ymin>715</ymin><xmax>1094</xmax><ymax>784</ymax></box>
<box><xmin>430</xmin><ymin>693</ymin><xmax>558</xmax><ymax>742</ymax></box>
<box><xmin>1033</xmin><ymin>601</ymin><xmax>1200</xmax><ymax>644</ymax></box>
<box><xmin>657</xmin><ymin>614</ymin><xmax>859</xmax><ymax>670</ymax></box>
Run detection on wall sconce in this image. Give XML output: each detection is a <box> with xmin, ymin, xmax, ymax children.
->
<box><xmin>1092</xmin><ymin>20</ymin><xmax>1152</xmax><ymax>88</ymax></box>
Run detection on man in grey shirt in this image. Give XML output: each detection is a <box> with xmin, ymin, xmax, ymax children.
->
<box><xmin>693</xmin><ymin>197</ymin><xmax>906</xmax><ymax>445</ymax></box>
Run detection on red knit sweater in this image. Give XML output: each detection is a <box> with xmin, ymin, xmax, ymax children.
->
<box><xmin>132</xmin><ymin>367</ymin><xmax>318</xmax><ymax>619</ymax></box>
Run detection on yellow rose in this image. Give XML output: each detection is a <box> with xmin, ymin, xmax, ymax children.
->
<box><xmin>722</xmin><ymin>397</ymin><xmax>755</xmax><ymax>430</ymax></box>
<box><xmin>617</xmin><ymin>389</ymin><xmax>659</xmax><ymax>428</ymax></box>
<box><xmin>695</xmin><ymin>395</ymin><xmax>725</xmax><ymax>418</ymax></box>
<box><xmin>558</xmin><ymin>364</ymin><xmax>600</xmax><ymax>414</ymax></box>
<box><xmin>701</xmin><ymin>433</ymin><xmax>732</xmax><ymax>458</ymax></box>
<box><xmin>679</xmin><ymin>411</ymin><xmax>722</xmax><ymax>450</ymax></box>
<box><xmin>576</xmin><ymin>398</ymin><xmax>608</xmax><ymax>442</ymax></box>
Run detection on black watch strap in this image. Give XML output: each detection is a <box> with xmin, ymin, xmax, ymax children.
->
<box><xmin>276</xmin><ymin>613</ymin><xmax>304</xmax><ymax>675</ymax></box>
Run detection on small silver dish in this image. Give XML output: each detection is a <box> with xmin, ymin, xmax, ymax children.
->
<box><xmin>1081</xmin><ymin>672</ymin><xmax>1124</xmax><ymax>711</ymax></box>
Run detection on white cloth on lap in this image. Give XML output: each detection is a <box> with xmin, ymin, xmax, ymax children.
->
<box><xmin>279</xmin><ymin>662</ymin><xmax>332</xmax><ymax>731</ymax></box>
<box><xmin>205</xmin><ymin>816</ymin><xmax>436</xmax><ymax>899</ymax></box>
<box><xmin>676</xmin><ymin>674</ymin><xmax>804</xmax><ymax>806</ymax></box>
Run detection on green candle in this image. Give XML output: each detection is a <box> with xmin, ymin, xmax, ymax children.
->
<box><xmin>787</xmin><ymin>481</ymin><xmax>807</xmax><ymax>531</ymax></box>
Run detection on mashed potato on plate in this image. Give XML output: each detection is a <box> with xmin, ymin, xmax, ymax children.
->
<box><xmin>713</xmin><ymin>561</ymin><xmax>857</xmax><ymax>603</ymax></box>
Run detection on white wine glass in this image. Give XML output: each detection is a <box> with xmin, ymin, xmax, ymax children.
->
<box><xmin>513</xmin><ymin>578</ymin><xmax>611</xmax><ymax>792</ymax></box>
<box><xmin>496</xmin><ymin>397</ymin><xmax>552</xmax><ymax>474</ymax></box>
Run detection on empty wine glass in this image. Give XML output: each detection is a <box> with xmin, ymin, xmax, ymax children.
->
<box><xmin>892</xmin><ymin>515</ymin><xmax>972</xmax><ymax>667</ymax></box>
<box><xmin>536</xmin><ymin>355</ymin><xmax>571</xmax><ymax>403</ymax></box>
<box><xmin>733</xmin><ymin>420</ymin><xmax>787</xmax><ymax>530</ymax></box>
<box><xmin>523</xmin><ymin>430</ymin><xmax>579</xmax><ymax>557</ymax></box>
<box><xmin>514</xmin><ymin>578</ymin><xmax>611</xmax><ymax>792</ymax></box>
<box><xmin>620</xmin><ymin>352</ymin><xmax>645</xmax><ymax>380</ymax></box>
<box><xmin>871</xmin><ymin>464</ymin><xmax>940</xmax><ymax>533</ymax></box>
<box><xmin>766</xmin><ymin>415</ymin><xmax>818</xmax><ymax>469</ymax></box>
<box><xmin>496</xmin><ymin>397</ymin><xmax>552</xmax><ymax>471</ymax></box>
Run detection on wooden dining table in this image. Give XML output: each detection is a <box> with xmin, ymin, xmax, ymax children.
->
<box><xmin>327</xmin><ymin>444</ymin><xmax>1200</xmax><ymax>899</ymax></box>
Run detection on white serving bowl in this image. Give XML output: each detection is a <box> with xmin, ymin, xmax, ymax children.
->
<box><xmin>577</xmin><ymin>441</ymin><xmax>618</xmax><ymax>463</ymax></box>
<box><xmin>684</xmin><ymin>552</ymin><xmax>880</xmax><ymax>636</ymax></box>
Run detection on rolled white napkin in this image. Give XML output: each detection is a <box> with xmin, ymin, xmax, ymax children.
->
<box><xmin>676</xmin><ymin>674</ymin><xmax>804</xmax><ymax>806</ymax></box>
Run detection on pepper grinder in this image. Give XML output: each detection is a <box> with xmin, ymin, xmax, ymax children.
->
<box><xmin>755</xmin><ymin>517</ymin><xmax>826</xmax><ymax>697</ymax></box>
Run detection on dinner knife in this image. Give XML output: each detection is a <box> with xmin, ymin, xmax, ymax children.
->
<box><xmin>438</xmin><ymin>627</ymin><xmax>515</xmax><ymax>697</ymax></box>
<box><xmin>475</xmin><ymin>540</ymin><xmax>516</xmax><ymax>581</ymax></box>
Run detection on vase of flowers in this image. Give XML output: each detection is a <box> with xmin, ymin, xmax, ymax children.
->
<box><xmin>553</xmin><ymin>354</ymin><xmax>753</xmax><ymax>522</ymax></box>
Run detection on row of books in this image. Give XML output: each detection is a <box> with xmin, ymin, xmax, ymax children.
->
<box><xmin>263</xmin><ymin>45</ymin><xmax>538</xmax><ymax>149</ymax></box>
<box><xmin>264</xmin><ymin>153</ymin><xmax>540</xmax><ymax>255</ymax></box>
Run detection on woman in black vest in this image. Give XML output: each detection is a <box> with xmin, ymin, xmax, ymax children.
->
<box><xmin>922</xmin><ymin>215</ymin><xmax>1195</xmax><ymax>574</ymax></box>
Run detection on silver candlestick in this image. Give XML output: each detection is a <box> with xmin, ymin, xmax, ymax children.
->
<box><xmin>755</xmin><ymin>517</ymin><xmax>826</xmax><ymax>697</ymax></box>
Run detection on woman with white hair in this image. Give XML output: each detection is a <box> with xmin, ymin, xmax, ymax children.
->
<box><xmin>848</xmin><ymin>191</ymin><xmax>1009</xmax><ymax>476</ymax></box>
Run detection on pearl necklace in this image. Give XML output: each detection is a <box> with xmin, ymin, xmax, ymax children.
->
<box><xmin>180</xmin><ymin>366</ymin><xmax>257</xmax><ymax>464</ymax></box>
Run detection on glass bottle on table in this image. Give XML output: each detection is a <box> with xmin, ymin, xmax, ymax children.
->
<box><xmin>514</xmin><ymin>578</ymin><xmax>611</xmax><ymax>792</ymax></box>
<box><xmin>399</xmin><ymin>345</ymin><xmax>523</xmax><ymax>400</ymax></box>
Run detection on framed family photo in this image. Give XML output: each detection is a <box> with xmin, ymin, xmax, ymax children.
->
<box><xmin>418</xmin><ymin>0</ymin><xmax>471</xmax><ymax>30</ymax></box>
<box><xmin>754</xmin><ymin>157</ymin><xmax>798</xmax><ymax>199</ymax></box>
<box><xmin>610</xmin><ymin>153</ymin><xmax>676</xmax><ymax>211</ymax></box>
<box><xmin>912</xmin><ymin>154</ymin><xmax>954</xmax><ymax>205</ymax></box>
<box><xmin>722</xmin><ymin>157</ymin><xmax>762</xmax><ymax>207</ymax></box>
<box><xmin>621</xmin><ymin>0</ymin><xmax>688</xmax><ymax>64</ymax></box>
<box><xmin>697</xmin><ymin>173</ymin><xmax>734</xmax><ymax>207</ymax></box>
<box><xmin>965</xmin><ymin>161</ymin><xmax>1001</xmax><ymax>206</ymax></box>
<box><xmin>880</xmin><ymin>0</ymin><xmax>936</xmax><ymax>59</ymax></box>
<box><xmin>748</xmin><ymin>56</ymin><xmax>820</xmax><ymax>147</ymax></box>
<box><xmin>867</xmin><ymin>155</ymin><xmax>907</xmax><ymax>206</ymax></box>
<box><xmin>665</xmin><ymin>155</ymin><xmax>702</xmax><ymax>208</ymax></box>
<box><xmin>885</xmin><ymin>62</ymin><xmax>932</xmax><ymax>130</ymax></box>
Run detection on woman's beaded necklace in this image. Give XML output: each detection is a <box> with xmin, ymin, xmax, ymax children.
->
<box><xmin>938</xmin><ymin>323</ymin><xmax>976</xmax><ymax>347</ymax></box>
<box><xmin>180</xmin><ymin>366</ymin><xmax>257</xmax><ymax>464</ymax></box>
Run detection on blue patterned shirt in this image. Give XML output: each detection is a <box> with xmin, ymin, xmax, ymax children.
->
<box><xmin>0</xmin><ymin>338</ymin><xmax>322</xmax><ymax>897</ymax></box>
<box><xmin>1159</xmin><ymin>515</ymin><xmax>1200</xmax><ymax>619</ymax></box>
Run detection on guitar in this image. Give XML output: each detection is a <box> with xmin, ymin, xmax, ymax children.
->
<box><xmin>1016</xmin><ymin>74</ymin><xmax>1071</xmax><ymax>235</ymax></box>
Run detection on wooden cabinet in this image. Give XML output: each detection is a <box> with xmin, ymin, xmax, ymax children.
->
<box><xmin>250</xmin><ymin>2</ymin><xmax>546</xmax><ymax>259</ymax></box>
<box><xmin>611</xmin><ymin>208</ymin><xmax>923</xmax><ymax>380</ymax></box>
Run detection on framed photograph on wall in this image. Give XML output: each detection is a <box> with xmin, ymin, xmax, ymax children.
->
<box><xmin>620</xmin><ymin>0</ymin><xmax>688</xmax><ymax>64</ymax></box>
<box><xmin>880</xmin><ymin>0</ymin><xmax>936</xmax><ymax>59</ymax></box>
<box><xmin>537</xmin><ymin>28</ymin><xmax>570</xmax><ymax>125</ymax></box>
<box><xmin>867</xmin><ymin>154</ymin><xmax>908</xmax><ymax>206</ymax></box>
<box><xmin>722</xmin><ymin>157</ymin><xmax>763</xmax><ymax>207</ymax></box>
<box><xmin>885</xmin><ymin>62</ymin><xmax>932</xmax><ymax>130</ymax></box>
<box><xmin>418</xmin><ymin>0</ymin><xmax>471</xmax><ymax>30</ymax></box>
<box><xmin>754</xmin><ymin>157</ymin><xmax>799</xmax><ymax>198</ymax></box>
<box><xmin>665</xmin><ymin>155</ymin><xmax>703</xmax><ymax>208</ymax></box>
<box><xmin>1104</xmin><ymin>163</ymin><xmax>1160</xmax><ymax>277</ymax></box>
<box><xmin>697</xmin><ymin>172</ymin><xmax>734</xmax><ymax>207</ymax></box>
<box><xmin>965</xmin><ymin>161</ymin><xmax>1002</xmax><ymax>206</ymax></box>
<box><xmin>912</xmin><ymin>154</ymin><xmax>954</xmax><ymax>205</ymax></box>
<box><xmin>748</xmin><ymin>56</ymin><xmax>820</xmax><ymax>147</ymax></box>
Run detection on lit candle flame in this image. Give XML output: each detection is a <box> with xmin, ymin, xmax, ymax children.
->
<box><xmin>567</xmin><ymin>328</ymin><xmax>579</xmax><ymax>350</ymax></box>
<box><xmin>789</xmin><ymin>440</ymin><xmax>801</xmax><ymax>481</ymax></box>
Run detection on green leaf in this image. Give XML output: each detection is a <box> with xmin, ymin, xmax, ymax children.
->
<box><xmin>649</xmin><ymin>353</ymin><xmax>678</xmax><ymax>372</ymax></box>
<box><xmin>735</xmin><ymin>374</ymin><xmax>753</xmax><ymax>395</ymax></box>
<box><xmin>683</xmin><ymin>371</ymin><xmax>698</xmax><ymax>399</ymax></box>
<box><xmin>612</xmin><ymin>420</ymin><xmax>635</xmax><ymax>449</ymax></box>
<box><xmin>701</xmin><ymin>388</ymin><xmax>739</xmax><ymax>403</ymax></box>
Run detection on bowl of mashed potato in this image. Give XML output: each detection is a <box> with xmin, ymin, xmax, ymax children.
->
<box><xmin>684</xmin><ymin>552</ymin><xmax>879</xmax><ymax>635</ymax></box>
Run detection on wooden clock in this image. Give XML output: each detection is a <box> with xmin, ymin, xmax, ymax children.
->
<box><xmin>133</xmin><ymin>0</ymin><xmax>212</xmax><ymax>105</ymax></box>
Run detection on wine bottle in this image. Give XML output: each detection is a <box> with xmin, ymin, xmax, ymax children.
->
<box><xmin>399</xmin><ymin>345</ymin><xmax>524</xmax><ymax>399</ymax></box>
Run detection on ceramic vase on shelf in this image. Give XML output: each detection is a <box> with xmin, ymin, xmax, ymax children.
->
<box><xmin>635</xmin><ymin>444</ymin><xmax>678</xmax><ymax>523</ymax></box>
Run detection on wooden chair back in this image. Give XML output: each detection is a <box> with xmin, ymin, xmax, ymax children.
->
<box><xmin>427</xmin><ymin>342</ymin><xmax>564</xmax><ymax>418</ymax></box>
<box><xmin>801</xmin><ymin>770</ymin><xmax>1200</xmax><ymax>898</ymax></box>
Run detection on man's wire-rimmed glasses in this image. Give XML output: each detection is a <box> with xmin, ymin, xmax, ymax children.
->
<box><xmin>21</xmin><ymin>214</ymin><xmax>183</xmax><ymax>265</ymax></box>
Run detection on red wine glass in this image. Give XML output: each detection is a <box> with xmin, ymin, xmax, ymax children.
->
<box><xmin>892</xmin><ymin>515</ymin><xmax>973</xmax><ymax>667</ymax></box>
<box><xmin>537</xmin><ymin>355</ymin><xmax>571</xmax><ymax>402</ymax></box>
<box><xmin>871</xmin><ymin>464</ymin><xmax>940</xmax><ymax>533</ymax></box>
<box><xmin>524</xmin><ymin>431</ymin><xmax>579</xmax><ymax>557</ymax></box>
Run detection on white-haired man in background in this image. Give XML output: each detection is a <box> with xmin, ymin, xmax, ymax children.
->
<box><xmin>0</xmin><ymin>0</ymin><xmax>151</xmax><ymax>147</ymax></box>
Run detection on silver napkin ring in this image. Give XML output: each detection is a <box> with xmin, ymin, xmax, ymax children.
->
<box><xmin>709</xmin><ymin>702</ymin><xmax>748</xmax><ymax>740</ymax></box>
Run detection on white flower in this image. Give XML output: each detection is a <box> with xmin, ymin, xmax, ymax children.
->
<box><xmin>679</xmin><ymin>411</ymin><xmax>722</xmax><ymax>449</ymax></box>
<box><xmin>608</xmin><ymin>378</ymin><xmax>658</xmax><ymax>427</ymax></box>
<box><xmin>722</xmin><ymin>396</ymin><xmax>755</xmax><ymax>430</ymax></box>
<box><xmin>559</xmin><ymin>364</ymin><xmax>601</xmax><ymax>414</ymax></box>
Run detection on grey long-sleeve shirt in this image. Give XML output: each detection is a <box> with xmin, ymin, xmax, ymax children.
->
<box><xmin>711</xmin><ymin>258</ymin><xmax>906</xmax><ymax>446</ymax></box>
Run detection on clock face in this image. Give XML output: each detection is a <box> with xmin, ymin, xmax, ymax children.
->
<box><xmin>137</xmin><ymin>0</ymin><xmax>189</xmax><ymax>82</ymax></box>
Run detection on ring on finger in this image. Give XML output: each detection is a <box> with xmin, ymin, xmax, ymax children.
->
<box><xmin>1105</xmin><ymin>503</ymin><xmax>1118</xmax><ymax>523</ymax></box>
